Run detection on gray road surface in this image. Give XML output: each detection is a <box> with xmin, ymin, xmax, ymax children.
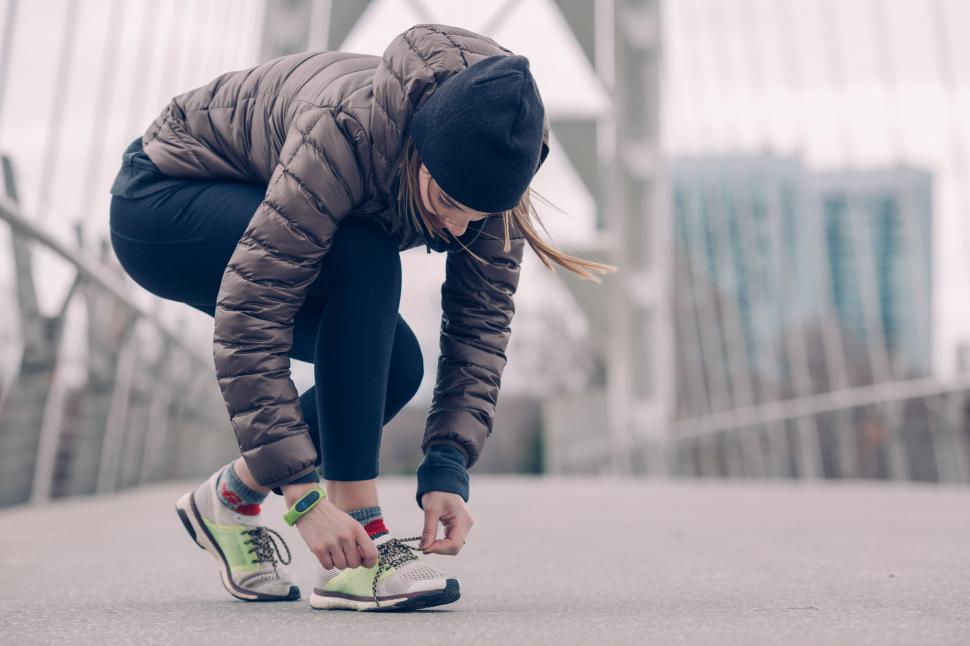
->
<box><xmin>1</xmin><ymin>476</ymin><xmax>968</xmax><ymax>645</ymax></box>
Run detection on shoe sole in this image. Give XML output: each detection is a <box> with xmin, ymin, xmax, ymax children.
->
<box><xmin>308</xmin><ymin>578</ymin><xmax>460</xmax><ymax>612</ymax></box>
<box><xmin>175</xmin><ymin>491</ymin><xmax>300</xmax><ymax>602</ymax></box>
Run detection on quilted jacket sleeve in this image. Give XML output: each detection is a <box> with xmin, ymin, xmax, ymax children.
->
<box><xmin>421</xmin><ymin>218</ymin><xmax>526</xmax><ymax>468</ymax></box>
<box><xmin>213</xmin><ymin>107</ymin><xmax>368</xmax><ymax>489</ymax></box>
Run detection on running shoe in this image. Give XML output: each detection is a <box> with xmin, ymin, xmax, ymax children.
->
<box><xmin>308</xmin><ymin>533</ymin><xmax>460</xmax><ymax>611</ymax></box>
<box><xmin>175</xmin><ymin>468</ymin><xmax>300</xmax><ymax>601</ymax></box>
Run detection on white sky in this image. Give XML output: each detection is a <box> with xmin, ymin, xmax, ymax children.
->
<box><xmin>1</xmin><ymin>0</ymin><xmax>969</xmax><ymax>389</ymax></box>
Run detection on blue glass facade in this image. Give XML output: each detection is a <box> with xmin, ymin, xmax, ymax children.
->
<box><xmin>670</xmin><ymin>156</ymin><xmax>933</xmax><ymax>418</ymax></box>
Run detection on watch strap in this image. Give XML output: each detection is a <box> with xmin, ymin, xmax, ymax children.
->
<box><xmin>283</xmin><ymin>486</ymin><xmax>327</xmax><ymax>526</ymax></box>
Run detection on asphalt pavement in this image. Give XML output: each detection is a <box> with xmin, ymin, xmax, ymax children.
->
<box><xmin>2</xmin><ymin>475</ymin><xmax>968</xmax><ymax>645</ymax></box>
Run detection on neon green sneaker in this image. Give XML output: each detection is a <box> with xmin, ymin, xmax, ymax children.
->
<box><xmin>309</xmin><ymin>533</ymin><xmax>460</xmax><ymax>611</ymax></box>
<box><xmin>175</xmin><ymin>468</ymin><xmax>300</xmax><ymax>601</ymax></box>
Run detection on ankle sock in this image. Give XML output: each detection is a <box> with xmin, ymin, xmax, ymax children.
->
<box><xmin>216</xmin><ymin>462</ymin><xmax>267</xmax><ymax>516</ymax></box>
<box><xmin>347</xmin><ymin>505</ymin><xmax>389</xmax><ymax>540</ymax></box>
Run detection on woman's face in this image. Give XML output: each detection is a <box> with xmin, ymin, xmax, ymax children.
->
<box><xmin>418</xmin><ymin>163</ymin><xmax>490</xmax><ymax>238</ymax></box>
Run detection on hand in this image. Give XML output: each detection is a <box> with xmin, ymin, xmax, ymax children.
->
<box><xmin>419</xmin><ymin>491</ymin><xmax>473</xmax><ymax>556</ymax></box>
<box><xmin>282</xmin><ymin>483</ymin><xmax>379</xmax><ymax>570</ymax></box>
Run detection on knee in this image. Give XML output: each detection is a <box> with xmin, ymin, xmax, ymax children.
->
<box><xmin>400</xmin><ymin>352</ymin><xmax>424</xmax><ymax>401</ymax></box>
<box><xmin>393</xmin><ymin>343</ymin><xmax>424</xmax><ymax>401</ymax></box>
<box><xmin>386</xmin><ymin>342</ymin><xmax>424</xmax><ymax>422</ymax></box>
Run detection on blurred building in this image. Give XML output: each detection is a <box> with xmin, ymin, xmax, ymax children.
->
<box><xmin>671</xmin><ymin>155</ymin><xmax>803</xmax><ymax>417</ymax></box>
<box><xmin>809</xmin><ymin>167</ymin><xmax>934</xmax><ymax>381</ymax></box>
<box><xmin>670</xmin><ymin>155</ymin><xmax>934</xmax><ymax>420</ymax></box>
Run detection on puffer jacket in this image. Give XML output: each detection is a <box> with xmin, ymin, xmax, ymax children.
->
<box><xmin>140</xmin><ymin>23</ymin><xmax>550</xmax><ymax>489</ymax></box>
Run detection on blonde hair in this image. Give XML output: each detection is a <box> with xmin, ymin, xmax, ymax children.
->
<box><xmin>396</xmin><ymin>135</ymin><xmax>617</xmax><ymax>283</ymax></box>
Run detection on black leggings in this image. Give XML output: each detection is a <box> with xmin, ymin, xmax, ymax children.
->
<box><xmin>108</xmin><ymin>178</ymin><xmax>423</xmax><ymax>481</ymax></box>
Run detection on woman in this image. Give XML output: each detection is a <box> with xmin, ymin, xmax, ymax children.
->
<box><xmin>108</xmin><ymin>23</ymin><xmax>614</xmax><ymax>611</ymax></box>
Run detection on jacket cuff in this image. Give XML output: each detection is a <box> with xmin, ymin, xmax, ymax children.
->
<box><xmin>242</xmin><ymin>431</ymin><xmax>319</xmax><ymax>492</ymax></box>
<box><xmin>415</xmin><ymin>444</ymin><xmax>469</xmax><ymax>510</ymax></box>
<box><xmin>422</xmin><ymin>408</ymin><xmax>484</xmax><ymax>468</ymax></box>
<box><xmin>269</xmin><ymin>469</ymin><xmax>320</xmax><ymax>496</ymax></box>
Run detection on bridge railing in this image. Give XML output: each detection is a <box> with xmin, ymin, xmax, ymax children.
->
<box><xmin>545</xmin><ymin>378</ymin><xmax>970</xmax><ymax>485</ymax></box>
<box><xmin>0</xmin><ymin>154</ymin><xmax>235</xmax><ymax>507</ymax></box>
<box><xmin>0</xmin><ymin>0</ymin><xmax>279</xmax><ymax>508</ymax></box>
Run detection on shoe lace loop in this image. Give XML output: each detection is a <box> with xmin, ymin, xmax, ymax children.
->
<box><xmin>372</xmin><ymin>536</ymin><xmax>424</xmax><ymax>607</ymax></box>
<box><xmin>245</xmin><ymin>526</ymin><xmax>293</xmax><ymax>567</ymax></box>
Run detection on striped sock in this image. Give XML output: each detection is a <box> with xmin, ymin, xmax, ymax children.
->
<box><xmin>347</xmin><ymin>505</ymin><xmax>389</xmax><ymax>540</ymax></box>
<box><xmin>216</xmin><ymin>462</ymin><xmax>266</xmax><ymax>516</ymax></box>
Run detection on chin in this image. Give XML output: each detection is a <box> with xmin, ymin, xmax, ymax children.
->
<box><xmin>428</xmin><ymin>212</ymin><xmax>450</xmax><ymax>236</ymax></box>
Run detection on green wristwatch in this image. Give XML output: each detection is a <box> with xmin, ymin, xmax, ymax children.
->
<box><xmin>283</xmin><ymin>486</ymin><xmax>328</xmax><ymax>526</ymax></box>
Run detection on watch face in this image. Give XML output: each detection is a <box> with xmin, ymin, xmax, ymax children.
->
<box><xmin>295</xmin><ymin>490</ymin><xmax>320</xmax><ymax>513</ymax></box>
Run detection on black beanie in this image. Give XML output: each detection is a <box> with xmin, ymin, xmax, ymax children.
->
<box><xmin>409</xmin><ymin>54</ymin><xmax>546</xmax><ymax>213</ymax></box>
